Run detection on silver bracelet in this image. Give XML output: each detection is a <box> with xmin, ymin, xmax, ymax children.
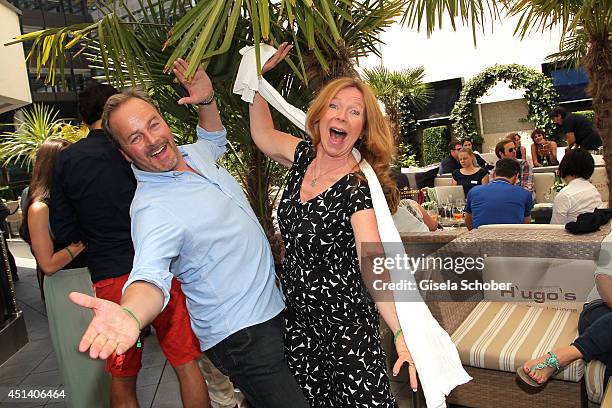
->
<box><xmin>198</xmin><ymin>90</ymin><xmax>215</xmax><ymax>106</ymax></box>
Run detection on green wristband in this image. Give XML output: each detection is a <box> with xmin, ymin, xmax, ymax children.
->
<box><xmin>64</xmin><ymin>246</ymin><xmax>74</xmax><ymax>260</ymax></box>
<box><xmin>393</xmin><ymin>328</ymin><xmax>403</xmax><ymax>345</ymax></box>
<box><xmin>122</xmin><ymin>307</ymin><xmax>142</xmax><ymax>348</ymax></box>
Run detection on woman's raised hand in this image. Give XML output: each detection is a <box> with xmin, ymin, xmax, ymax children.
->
<box><xmin>262</xmin><ymin>42</ymin><xmax>293</xmax><ymax>75</ymax></box>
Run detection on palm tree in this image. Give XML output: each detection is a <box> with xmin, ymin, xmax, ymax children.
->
<box><xmin>504</xmin><ymin>0</ymin><xmax>612</xmax><ymax>201</ymax></box>
<box><xmin>0</xmin><ymin>104</ymin><xmax>87</xmax><ymax>169</ymax></box>
<box><xmin>362</xmin><ymin>65</ymin><xmax>432</xmax><ymax>141</ymax></box>
<box><xmin>4</xmin><ymin>1</ymin><xmax>405</xmax><ymax>262</ymax></box>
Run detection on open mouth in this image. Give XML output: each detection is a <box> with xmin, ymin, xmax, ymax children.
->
<box><xmin>150</xmin><ymin>144</ymin><xmax>167</xmax><ymax>158</ymax></box>
<box><xmin>329</xmin><ymin>127</ymin><xmax>348</xmax><ymax>144</ymax></box>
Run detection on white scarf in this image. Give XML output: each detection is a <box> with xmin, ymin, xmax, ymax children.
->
<box><xmin>233</xmin><ymin>44</ymin><xmax>471</xmax><ymax>408</ymax></box>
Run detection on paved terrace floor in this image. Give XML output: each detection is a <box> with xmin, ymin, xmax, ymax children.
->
<box><xmin>0</xmin><ymin>239</ymin><xmax>416</xmax><ymax>407</ymax></box>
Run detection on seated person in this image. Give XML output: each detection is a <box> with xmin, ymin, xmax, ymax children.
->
<box><xmin>495</xmin><ymin>138</ymin><xmax>534</xmax><ymax>192</ymax></box>
<box><xmin>518</xmin><ymin>252</ymin><xmax>612</xmax><ymax>388</ymax></box>
<box><xmin>550</xmin><ymin>148</ymin><xmax>603</xmax><ymax>225</ymax></box>
<box><xmin>464</xmin><ymin>158</ymin><xmax>532</xmax><ymax>230</ymax></box>
<box><xmin>438</xmin><ymin>140</ymin><xmax>462</xmax><ymax>175</ymax></box>
<box><xmin>461</xmin><ymin>138</ymin><xmax>487</xmax><ymax>168</ymax></box>
<box><xmin>451</xmin><ymin>147</ymin><xmax>489</xmax><ymax>196</ymax></box>
<box><xmin>393</xmin><ymin>199</ymin><xmax>438</xmax><ymax>232</ymax></box>
<box><xmin>530</xmin><ymin>129</ymin><xmax>558</xmax><ymax>167</ymax></box>
<box><xmin>550</xmin><ymin>106</ymin><xmax>602</xmax><ymax>151</ymax></box>
<box><xmin>507</xmin><ymin>132</ymin><xmax>527</xmax><ymax>161</ymax></box>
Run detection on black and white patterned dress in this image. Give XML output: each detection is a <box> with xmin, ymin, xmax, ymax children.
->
<box><xmin>278</xmin><ymin>140</ymin><xmax>397</xmax><ymax>407</ymax></box>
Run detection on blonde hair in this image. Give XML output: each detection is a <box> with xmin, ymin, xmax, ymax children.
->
<box><xmin>305</xmin><ymin>77</ymin><xmax>399</xmax><ymax>213</ymax></box>
<box><xmin>459</xmin><ymin>147</ymin><xmax>474</xmax><ymax>157</ymax></box>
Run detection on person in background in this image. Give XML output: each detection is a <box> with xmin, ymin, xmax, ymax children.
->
<box><xmin>451</xmin><ymin>147</ymin><xmax>489</xmax><ymax>196</ymax></box>
<box><xmin>20</xmin><ymin>138</ymin><xmax>108</xmax><ymax>407</ymax></box>
<box><xmin>507</xmin><ymin>132</ymin><xmax>527</xmax><ymax>161</ymax></box>
<box><xmin>518</xmin><ymin>251</ymin><xmax>611</xmax><ymax>388</ymax></box>
<box><xmin>438</xmin><ymin>140</ymin><xmax>462</xmax><ymax>175</ymax></box>
<box><xmin>461</xmin><ymin>138</ymin><xmax>487</xmax><ymax>168</ymax></box>
<box><xmin>50</xmin><ymin>82</ymin><xmax>208</xmax><ymax>408</ymax></box>
<box><xmin>550</xmin><ymin>148</ymin><xmax>602</xmax><ymax>225</ymax></box>
<box><xmin>530</xmin><ymin>129</ymin><xmax>558</xmax><ymax>167</ymax></box>
<box><xmin>550</xmin><ymin>106</ymin><xmax>602</xmax><ymax>151</ymax></box>
<box><xmin>495</xmin><ymin>138</ymin><xmax>534</xmax><ymax>192</ymax></box>
<box><xmin>393</xmin><ymin>199</ymin><xmax>439</xmax><ymax>232</ymax></box>
<box><xmin>464</xmin><ymin>158</ymin><xmax>532</xmax><ymax>230</ymax></box>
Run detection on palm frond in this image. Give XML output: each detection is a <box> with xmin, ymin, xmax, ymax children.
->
<box><xmin>0</xmin><ymin>104</ymin><xmax>86</xmax><ymax>169</ymax></box>
<box><xmin>401</xmin><ymin>0</ymin><xmax>500</xmax><ymax>45</ymax></box>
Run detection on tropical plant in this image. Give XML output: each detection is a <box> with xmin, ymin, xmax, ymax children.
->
<box><xmin>5</xmin><ymin>1</ymin><xmax>407</xmax><ymax>262</ymax></box>
<box><xmin>0</xmin><ymin>104</ymin><xmax>87</xmax><ymax>169</ymax></box>
<box><xmin>362</xmin><ymin>65</ymin><xmax>432</xmax><ymax>141</ymax></box>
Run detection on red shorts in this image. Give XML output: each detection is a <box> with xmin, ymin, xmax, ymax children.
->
<box><xmin>93</xmin><ymin>274</ymin><xmax>202</xmax><ymax>377</ymax></box>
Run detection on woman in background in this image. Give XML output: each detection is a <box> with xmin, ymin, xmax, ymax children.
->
<box><xmin>451</xmin><ymin>147</ymin><xmax>489</xmax><ymax>196</ymax></box>
<box><xmin>530</xmin><ymin>129</ymin><xmax>558</xmax><ymax>167</ymax></box>
<box><xmin>21</xmin><ymin>138</ymin><xmax>110</xmax><ymax>408</ymax></box>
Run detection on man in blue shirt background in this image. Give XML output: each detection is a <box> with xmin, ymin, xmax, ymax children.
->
<box><xmin>68</xmin><ymin>60</ymin><xmax>308</xmax><ymax>408</ymax></box>
<box><xmin>465</xmin><ymin>158</ymin><xmax>532</xmax><ymax>229</ymax></box>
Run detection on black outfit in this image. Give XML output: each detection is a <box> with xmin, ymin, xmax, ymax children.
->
<box><xmin>535</xmin><ymin>147</ymin><xmax>558</xmax><ymax>166</ymax></box>
<box><xmin>439</xmin><ymin>155</ymin><xmax>461</xmax><ymax>175</ymax></box>
<box><xmin>278</xmin><ymin>141</ymin><xmax>396</xmax><ymax>407</ymax></box>
<box><xmin>452</xmin><ymin>167</ymin><xmax>489</xmax><ymax>196</ymax></box>
<box><xmin>515</xmin><ymin>146</ymin><xmax>524</xmax><ymax>160</ymax></box>
<box><xmin>474</xmin><ymin>153</ymin><xmax>487</xmax><ymax>168</ymax></box>
<box><xmin>50</xmin><ymin>129</ymin><xmax>136</xmax><ymax>283</ymax></box>
<box><xmin>563</xmin><ymin>113</ymin><xmax>602</xmax><ymax>150</ymax></box>
<box><xmin>566</xmin><ymin>209</ymin><xmax>612</xmax><ymax>234</ymax></box>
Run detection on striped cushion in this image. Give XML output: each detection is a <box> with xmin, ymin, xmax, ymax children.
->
<box><xmin>586</xmin><ymin>360</ymin><xmax>606</xmax><ymax>404</ymax></box>
<box><xmin>451</xmin><ymin>301</ymin><xmax>585</xmax><ymax>382</ymax></box>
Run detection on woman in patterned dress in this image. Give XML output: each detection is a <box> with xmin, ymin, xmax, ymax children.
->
<box><xmin>248</xmin><ymin>43</ymin><xmax>417</xmax><ymax>407</ymax></box>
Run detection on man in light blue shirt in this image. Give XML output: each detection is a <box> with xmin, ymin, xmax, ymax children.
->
<box><xmin>69</xmin><ymin>61</ymin><xmax>308</xmax><ymax>408</ymax></box>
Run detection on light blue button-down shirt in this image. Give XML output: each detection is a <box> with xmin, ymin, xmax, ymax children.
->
<box><xmin>124</xmin><ymin>126</ymin><xmax>284</xmax><ymax>350</ymax></box>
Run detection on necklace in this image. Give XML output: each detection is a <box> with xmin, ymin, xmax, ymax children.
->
<box><xmin>309</xmin><ymin>158</ymin><xmax>348</xmax><ymax>187</ymax></box>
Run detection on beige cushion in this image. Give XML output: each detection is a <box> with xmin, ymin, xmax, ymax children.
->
<box><xmin>590</xmin><ymin>167</ymin><xmax>609</xmax><ymax>203</ymax></box>
<box><xmin>534</xmin><ymin>172</ymin><xmax>555</xmax><ymax>204</ymax></box>
<box><xmin>586</xmin><ymin>360</ymin><xmax>607</xmax><ymax>404</ymax></box>
<box><xmin>451</xmin><ymin>301</ymin><xmax>584</xmax><ymax>382</ymax></box>
<box><xmin>434</xmin><ymin>177</ymin><xmax>453</xmax><ymax>187</ymax></box>
<box><xmin>434</xmin><ymin>185</ymin><xmax>465</xmax><ymax>203</ymax></box>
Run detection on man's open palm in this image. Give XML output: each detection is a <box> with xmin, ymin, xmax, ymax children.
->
<box><xmin>69</xmin><ymin>292</ymin><xmax>140</xmax><ymax>360</ymax></box>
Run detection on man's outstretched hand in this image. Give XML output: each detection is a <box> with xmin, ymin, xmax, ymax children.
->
<box><xmin>69</xmin><ymin>292</ymin><xmax>140</xmax><ymax>360</ymax></box>
<box><xmin>173</xmin><ymin>58</ymin><xmax>214</xmax><ymax>106</ymax></box>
